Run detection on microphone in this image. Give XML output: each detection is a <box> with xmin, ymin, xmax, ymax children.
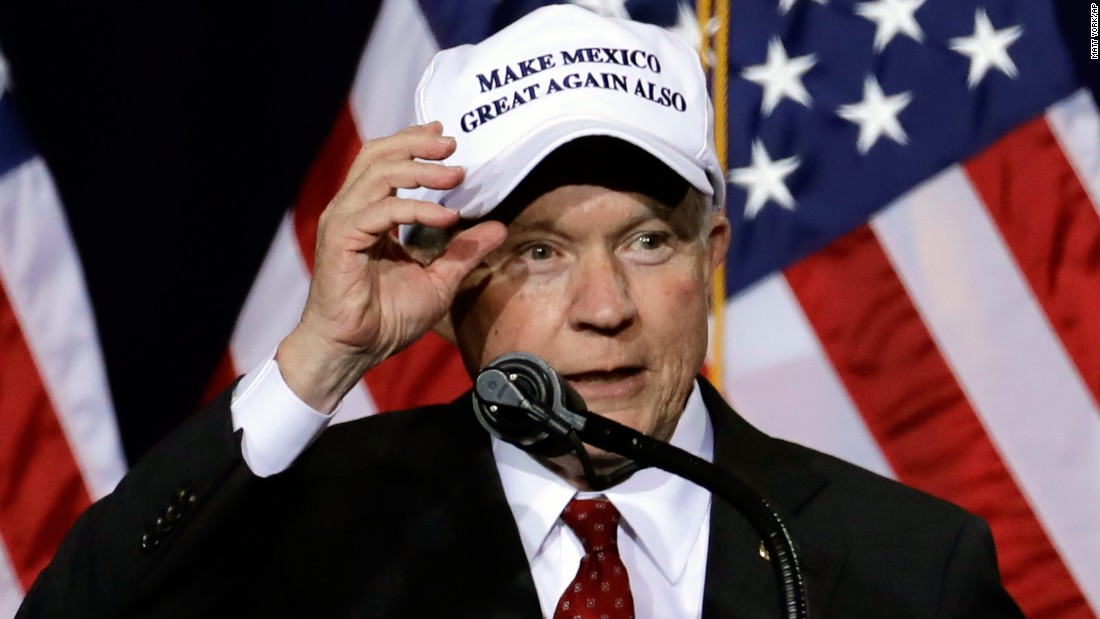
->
<box><xmin>472</xmin><ymin>351</ymin><xmax>809</xmax><ymax>619</ymax></box>
<box><xmin>472</xmin><ymin>352</ymin><xmax>584</xmax><ymax>457</ymax></box>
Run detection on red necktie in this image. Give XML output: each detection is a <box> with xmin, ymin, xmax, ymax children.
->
<box><xmin>553</xmin><ymin>498</ymin><xmax>635</xmax><ymax>619</ymax></box>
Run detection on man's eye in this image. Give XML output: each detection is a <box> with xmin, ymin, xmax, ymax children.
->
<box><xmin>525</xmin><ymin>243</ymin><xmax>554</xmax><ymax>260</ymax></box>
<box><xmin>632</xmin><ymin>233</ymin><xmax>668</xmax><ymax>251</ymax></box>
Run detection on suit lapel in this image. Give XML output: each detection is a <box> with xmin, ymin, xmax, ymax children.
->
<box><xmin>698</xmin><ymin>379</ymin><xmax>846</xmax><ymax>618</ymax></box>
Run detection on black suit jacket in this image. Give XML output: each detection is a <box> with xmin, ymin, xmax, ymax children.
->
<box><xmin>19</xmin><ymin>379</ymin><xmax>1023</xmax><ymax>618</ymax></box>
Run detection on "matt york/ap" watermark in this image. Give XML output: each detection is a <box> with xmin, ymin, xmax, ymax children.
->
<box><xmin>1092</xmin><ymin>2</ymin><xmax>1099</xmax><ymax>59</ymax></box>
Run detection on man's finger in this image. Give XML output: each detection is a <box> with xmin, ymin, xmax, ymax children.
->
<box><xmin>346</xmin><ymin>122</ymin><xmax>454</xmax><ymax>180</ymax></box>
<box><xmin>424</xmin><ymin>221</ymin><xmax>508</xmax><ymax>297</ymax></box>
<box><xmin>340</xmin><ymin>197</ymin><xmax>463</xmax><ymax>239</ymax></box>
<box><xmin>331</xmin><ymin>158</ymin><xmax>464</xmax><ymax>211</ymax></box>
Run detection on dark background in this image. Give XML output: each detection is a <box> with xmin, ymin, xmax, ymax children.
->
<box><xmin>0</xmin><ymin>1</ymin><xmax>382</xmax><ymax>462</ymax></box>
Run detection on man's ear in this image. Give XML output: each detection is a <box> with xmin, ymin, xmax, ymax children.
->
<box><xmin>432</xmin><ymin>313</ymin><xmax>458</xmax><ymax>346</ymax></box>
<box><xmin>707</xmin><ymin>213</ymin><xmax>731</xmax><ymax>270</ymax></box>
<box><xmin>704</xmin><ymin>213</ymin><xmax>731</xmax><ymax>302</ymax></box>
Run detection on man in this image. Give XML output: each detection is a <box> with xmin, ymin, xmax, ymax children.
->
<box><xmin>20</xmin><ymin>5</ymin><xmax>1022</xmax><ymax>618</ymax></box>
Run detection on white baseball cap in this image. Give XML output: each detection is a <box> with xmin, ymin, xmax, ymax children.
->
<box><xmin>399</xmin><ymin>4</ymin><xmax>726</xmax><ymax>224</ymax></box>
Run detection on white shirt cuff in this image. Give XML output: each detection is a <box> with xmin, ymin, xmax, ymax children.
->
<box><xmin>230</xmin><ymin>353</ymin><xmax>335</xmax><ymax>478</ymax></box>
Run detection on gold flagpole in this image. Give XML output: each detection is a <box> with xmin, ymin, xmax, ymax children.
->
<box><xmin>699</xmin><ymin>0</ymin><xmax>729</xmax><ymax>392</ymax></box>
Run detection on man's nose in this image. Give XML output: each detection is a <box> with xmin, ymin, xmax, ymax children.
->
<box><xmin>567</xmin><ymin>249</ymin><xmax>638</xmax><ymax>333</ymax></box>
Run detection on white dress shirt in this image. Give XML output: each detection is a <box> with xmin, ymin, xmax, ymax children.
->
<box><xmin>230</xmin><ymin>354</ymin><xmax>333</xmax><ymax>477</ymax></box>
<box><xmin>230</xmin><ymin>356</ymin><xmax>714</xmax><ymax>618</ymax></box>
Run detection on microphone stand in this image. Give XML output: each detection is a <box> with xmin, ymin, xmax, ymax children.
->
<box><xmin>475</xmin><ymin>358</ymin><xmax>809</xmax><ymax>619</ymax></box>
<box><xmin>575</xmin><ymin>411</ymin><xmax>807</xmax><ymax>619</ymax></box>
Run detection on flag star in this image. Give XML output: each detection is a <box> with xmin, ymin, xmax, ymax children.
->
<box><xmin>778</xmin><ymin>0</ymin><xmax>828</xmax><ymax>15</ymax></box>
<box><xmin>949</xmin><ymin>8</ymin><xmax>1023</xmax><ymax>88</ymax></box>
<box><xmin>742</xmin><ymin>37</ymin><xmax>817</xmax><ymax>115</ymax></box>
<box><xmin>670</xmin><ymin>1</ymin><xmax>720</xmax><ymax>68</ymax></box>
<box><xmin>728</xmin><ymin>140</ymin><xmax>801</xmax><ymax>219</ymax></box>
<box><xmin>854</xmin><ymin>0</ymin><xmax>926</xmax><ymax>52</ymax></box>
<box><xmin>837</xmin><ymin>75</ymin><xmax>913</xmax><ymax>154</ymax></box>
<box><xmin>570</xmin><ymin>0</ymin><xmax>630</xmax><ymax>19</ymax></box>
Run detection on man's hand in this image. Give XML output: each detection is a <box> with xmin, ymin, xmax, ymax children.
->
<box><xmin>275</xmin><ymin>122</ymin><xmax>506</xmax><ymax>413</ymax></box>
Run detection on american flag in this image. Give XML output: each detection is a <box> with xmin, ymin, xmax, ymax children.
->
<box><xmin>719</xmin><ymin>0</ymin><xmax>1098</xmax><ymax>616</ymax></box>
<box><xmin>0</xmin><ymin>0</ymin><xmax>1097</xmax><ymax>617</ymax></box>
<box><xmin>0</xmin><ymin>55</ymin><xmax>127</xmax><ymax>615</ymax></box>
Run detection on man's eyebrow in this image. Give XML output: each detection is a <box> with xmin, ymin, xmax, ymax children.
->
<box><xmin>613</xmin><ymin>211</ymin><xmax>671</xmax><ymax>235</ymax></box>
<box><xmin>507</xmin><ymin>218</ymin><xmax>561</xmax><ymax>234</ymax></box>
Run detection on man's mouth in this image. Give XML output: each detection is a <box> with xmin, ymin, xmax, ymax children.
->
<box><xmin>563</xmin><ymin>367</ymin><xmax>643</xmax><ymax>384</ymax></box>
<box><xmin>562</xmin><ymin>367</ymin><xmax>645</xmax><ymax>399</ymax></box>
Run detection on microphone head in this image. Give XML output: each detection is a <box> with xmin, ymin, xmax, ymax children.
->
<box><xmin>472</xmin><ymin>352</ymin><xmax>582</xmax><ymax>457</ymax></box>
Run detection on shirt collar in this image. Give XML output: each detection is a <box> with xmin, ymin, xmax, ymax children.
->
<box><xmin>493</xmin><ymin>380</ymin><xmax>714</xmax><ymax>585</ymax></box>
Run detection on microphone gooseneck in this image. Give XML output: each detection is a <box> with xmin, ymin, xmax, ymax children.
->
<box><xmin>472</xmin><ymin>351</ymin><xmax>808</xmax><ymax>619</ymax></box>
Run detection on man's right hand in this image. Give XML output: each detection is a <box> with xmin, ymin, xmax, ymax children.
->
<box><xmin>274</xmin><ymin>122</ymin><xmax>506</xmax><ymax>413</ymax></box>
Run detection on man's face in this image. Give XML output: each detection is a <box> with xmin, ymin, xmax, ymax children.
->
<box><xmin>451</xmin><ymin>179</ymin><xmax>730</xmax><ymax>457</ymax></box>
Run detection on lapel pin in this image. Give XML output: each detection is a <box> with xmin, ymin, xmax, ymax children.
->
<box><xmin>758</xmin><ymin>541</ymin><xmax>771</xmax><ymax>562</ymax></box>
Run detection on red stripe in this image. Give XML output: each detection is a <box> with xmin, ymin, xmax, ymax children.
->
<box><xmin>785</xmin><ymin>225</ymin><xmax>1091</xmax><ymax>618</ymax></box>
<box><xmin>964</xmin><ymin>115</ymin><xmax>1100</xmax><ymax>415</ymax></box>
<box><xmin>0</xmin><ymin>280</ymin><xmax>92</xmax><ymax>590</ymax></box>
<box><xmin>364</xmin><ymin>332</ymin><xmax>471</xmax><ymax>410</ymax></box>
<box><xmin>293</xmin><ymin>102</ymin><xmax>363</xmax><ymax>270</ymax></box>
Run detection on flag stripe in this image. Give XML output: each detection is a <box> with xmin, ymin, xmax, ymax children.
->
<box><xmin>0</xmin><ymin>542</ymin><xmax>21</xmax><ymax>617</ymax></box>
<box><xmin>0</xmin><ymin>159</ymin><xmax>125</xmax><ymax>500</ymax></box>
<box><xmin>1047</xmin><ymin>90</ymin><xmax>1100</xmax><ymax>213</ymax></box>
<box><xmin>0</xmin><ymin>154</ymin><xmax>125</xmax><ymax>597</ymax></box>
<box><xmin>0</xmin><ymin>280</ymin><xmax>91</xmax><ymax>590</ymax></box>
<box><xmin>872</xmin><ymin>164</ymin><xmax>1100</xmax><ymax>613</ymax></box>
<box><xmin>292</xmin><ymin>102</ymin><xmax>362</xmax><ymax>272</ymax></box>
<box><xmin>963</xmin><ymin>115</ymin><xmax>1100</xmax><ymax>422</ymax></box>
<box><xmin>231</xmin><ymin>214</ymin><xmax>312</xmax><ymax>369</ymax></box>
<box><xmin>721</xmin><ymin>274</ymin><xmax>894</xmax><ymax>478</ymax></box>
<box><xmin>364</xmin><ymin>332</ymin><xmax>471</xmax><ymax>411</ymax></box>
<box><xmin>784</xmin><ymin>225</ymin><xmax>1088</xmax><ymax>618</ymax></box>
<box><xmin>347</xmin><ymin>0</ymin><xmax>439</xmax><ymax>136</ymax></box>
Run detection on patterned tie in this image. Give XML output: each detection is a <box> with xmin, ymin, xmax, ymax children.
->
<box><xmin>553</xmin><ymin>498</ymin><xmax>635</xmax><ymax>619</ymax></box>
